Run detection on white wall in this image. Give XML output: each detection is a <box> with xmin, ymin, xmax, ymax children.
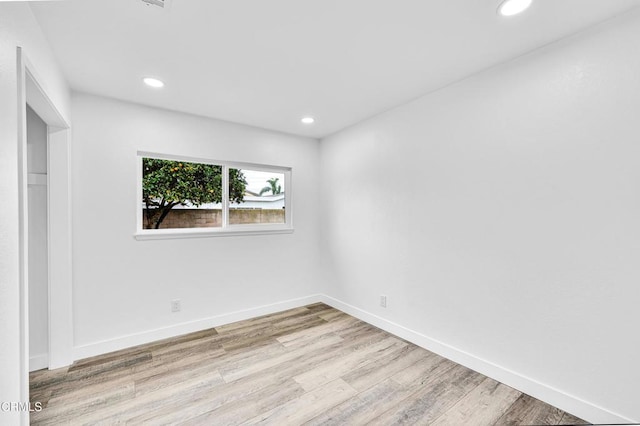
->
<box><xmin>27</xmin><ymin>106</ymin><xmax>49</xmax><ymax>371</ymax></box>
<box><xmin>27</xmin><ymin>105</ymin><xmax>48</xmax><ymax>174</ymax></box>
<box><xmin>70</xmin><ymin>93</ymin><xmax>321</xmax><ymax>356</ymax></box>
<box><xmin>320</xmin><ymin>8</ymin><xmax>640</xmax><ymax>424</ymax></box>
<box><xmin>0</xmin><ymin>4</ymin><xmax>70</xmax><ymax>424</ymax></box>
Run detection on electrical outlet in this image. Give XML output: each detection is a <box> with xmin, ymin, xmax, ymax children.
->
<box><xmin>380</xmin><ymin>295</ymin><xmax>387</xmax><ymax>308</ymax></box>
<box><xmin>171</xmin><ymin>299</ymin><xmax>181</xmax><ymax>313</ymax></box>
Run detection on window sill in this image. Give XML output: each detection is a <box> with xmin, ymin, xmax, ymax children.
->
<box><xmin>134</xmin><ymin>226</ymin><xmax>294</xmax><ymax>240</ymax></box>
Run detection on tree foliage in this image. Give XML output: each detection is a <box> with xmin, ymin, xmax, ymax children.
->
<box><xmin>142</xmin><ymin>158</ymin><xmax>246</xmax><ymax>229</ymax></box>
<box><xmin>259</xmin><ymin>177</ymin><xmax>282</xmax><ymax>196</ymax></box>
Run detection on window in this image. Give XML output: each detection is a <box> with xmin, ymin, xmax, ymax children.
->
<box><xmin>229</xmin><ymin>168</ymin><xmax>285</xmax><ymax>225</ymax></box>
<box><xmin>136</xmin><ymin>152</ymin><xmax>292</xmax><ymax>239</ymax></box>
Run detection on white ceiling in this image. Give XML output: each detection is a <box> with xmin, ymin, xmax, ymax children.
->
<box><xmin>31</xmin><ymin>0</ymin><xmax>640</xmax><ymax>138</ymax></box>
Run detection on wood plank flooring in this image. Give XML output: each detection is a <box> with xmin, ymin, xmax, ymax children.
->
<box><xmin>30</xmin><ymin>303</ymin><xmax>589</xmax><ymax>425</ymax></box>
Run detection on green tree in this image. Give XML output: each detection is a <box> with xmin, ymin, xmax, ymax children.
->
<box><xmin>259</xmin><ymin>177</ymin><xmax>282</xmax><ymax>196</ymax></box>
<box><xmin>142</xmin><ymin>158</ymin><xmax>246</xmax><ymax>229</ymax></box>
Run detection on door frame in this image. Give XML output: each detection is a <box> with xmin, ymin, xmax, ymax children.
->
<box><xmin>17</xmin><ymin>47</ymin><xmax>73</xmax><ymax>420</ymax></box>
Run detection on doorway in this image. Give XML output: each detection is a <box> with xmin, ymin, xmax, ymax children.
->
<box><xmin>17</xmin><ymin>48</ymin><xmax>74</xmax><ymax>419</ymax></box>
<box><xmin>26</xmin><ymin>105</ymin><xmax>49</xmax><ymax>372</ymax></box>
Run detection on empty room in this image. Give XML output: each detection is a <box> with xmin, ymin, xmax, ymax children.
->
<box><xmin>1</xmin><ymin>0</ymin><xmax>639</xmax><ymax>424</ymax></box>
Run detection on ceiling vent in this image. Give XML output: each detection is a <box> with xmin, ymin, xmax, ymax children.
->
<box><xmin>140</xmin><ymin>0</ymin><xmax>167</xmax><ymax>9</ymax></box>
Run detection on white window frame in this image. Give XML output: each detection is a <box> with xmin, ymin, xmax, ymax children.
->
<box><xmin>134</xmin><ymin>151</ymin><xmax>293</xmax><ymax>240</ymax></box>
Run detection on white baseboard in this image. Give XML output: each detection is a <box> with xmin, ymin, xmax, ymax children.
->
<box><xmin>73</xmin><ymin>294</ymin><xmax>323</xmax><ymax>361</ymax></box>
<box><xmin>318</xmin><ymin>294</ymin><xmax>636</xmax><ymax>425</ymax></box>
<box><xmin>29</xmin><ymin>353</ymin><xmax>48</xmax><ymax>372</ymax></box>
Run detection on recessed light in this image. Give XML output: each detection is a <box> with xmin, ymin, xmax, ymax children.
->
<box><xmin>143</xmin><ymin>77</ymin><xmax>164</xmax><ymax>88</ymax></box>
<box><xmin>301</xmin><ymin>117</ymin><xmax>315</xmax><ymax>124</ymax></box>
<box><xmin>498</xmin><ymin>0</ymin><xmax>532</xmax><ymax>16</ymax></box>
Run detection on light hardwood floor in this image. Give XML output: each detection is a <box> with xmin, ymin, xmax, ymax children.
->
<box><xmin>30</xmin><ymin>303</ymin><xmax>589</xmax><ymax>425</ymax></box>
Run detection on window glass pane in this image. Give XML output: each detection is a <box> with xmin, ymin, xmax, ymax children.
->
<box><xmin>229</xmin><ymin>169</ymin><xmax>285</xmax><ymax>225</ymax></box>
<box><xmin>142</xmin><ymin>157</ymin><xmax>223</xmax><ymax>229</ymax></box>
